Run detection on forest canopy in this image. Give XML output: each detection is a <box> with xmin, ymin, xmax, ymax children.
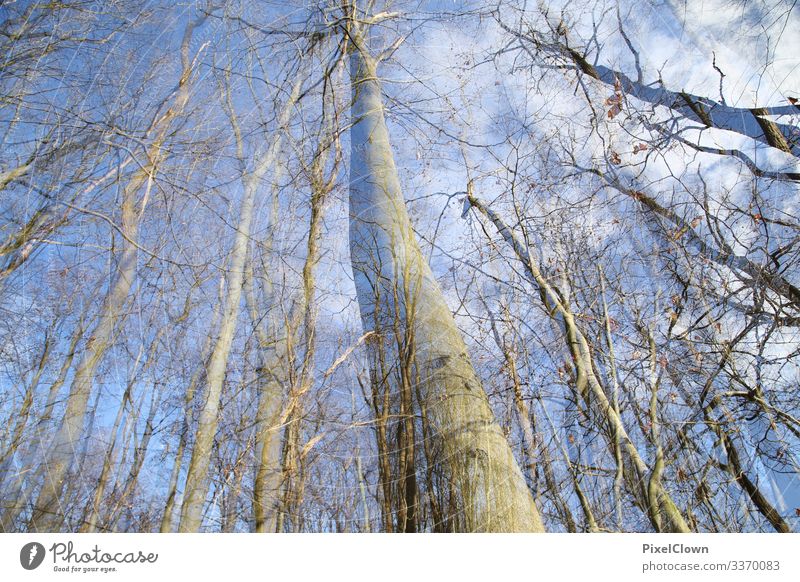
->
<box><xmin>1</xmin><ymin>0</ymin><xmax>798</xmax><ymax>533</ymax></box>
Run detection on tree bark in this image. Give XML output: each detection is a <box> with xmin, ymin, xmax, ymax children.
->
<box><xmin>347</xmin><ymin>24</ymin><xmax>544</xmax><ymax>532</ymax></box>
<box><xmin>28</xmin><ymin>15</ymin><xmax>203</xmax><ymax>531</ymax></box>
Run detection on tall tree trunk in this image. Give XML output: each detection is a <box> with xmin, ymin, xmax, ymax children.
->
<box><xmin>106</xmin><ymin>381</ymin><xmax>162</xmax><ymax>531</ymax></box>
<box><xmin>177</xmin><ymin>163</ymin><xmax>259</xmax><ymax>532</ymax></box>
<box><xmin>27</xmin><ymin>16</ymin><xmax>203</xmax><ymax>531</ymax></box>
<box><xmin>160</xmin><ymin>277</ymin><xmax>223</xmax><ymax>533</ymax></box>
<box><xmin>248</xmin><ymin>303</ymin><xmax>287</xmax><ymax>533</ymax></box>
<box><xmin>346</xmin><ymin>22</ymin><xmax>544</xmax><ymax>532</ymax></box>
<box><xmin>275</xmin><ymin>133</ymin><xmax>336</xmax><ymax>532</ymax></box>
<box><xmin>245</xmin><ymin>169</ymin><xmax>287</xmax><ymax>534</ymax></box>
<box><xmin>80</xmin><ymin>341</ymin><xmax>147</xmax><ymax>533</ymax></box>
<box><xmin>29</xmin><ymin>176</ymin><xmax>143</xmax><ymax>532</ymax></box>
<box><xmin>178</xmin><ymin>77</ymin><xmax>303</xmax><ymax>532</ymax></box>
<box><xmin>0</xmin><ymin>332</ymin><xmax>51</xmax><ymax>471</ymax></box>
<box><xmin>1</xmin><ymin>316</ymin><xmax>86</xmax><ymax>531</ymax></box>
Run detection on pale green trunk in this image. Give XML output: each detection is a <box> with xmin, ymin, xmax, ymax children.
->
<box><xmin>348</xmin><ymin>36</ymin><xmax>544</xmax><ymax>532</ymax></box>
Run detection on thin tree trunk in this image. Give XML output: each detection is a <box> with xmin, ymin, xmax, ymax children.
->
<box><xmin>671</xmin><ymin>356</ymin><xmax>793</xmax><ymax>533</ymax></box>
<box><xmin>0</xmin><ymin>332</ymin><xmax>51</xmax><ymax>470</ymax></box>
<box><xmin>465</xmin><ymin>192</ymin><xmax>690</xmax><ymax>532</ymax></box>
<box><xmin>80</xmin><ymin>341</ymin><xmax>148</xmax><ymax>533</ymax></box>
<box><xmin>1</xmin><ymin>316</ymin><xmax>86</xmax><ymax>531</ymax></box>
<box><xmin>538</xmin><ymin>398</ymin><xmax>599</xmax><ymax>532</ymax></box>
<box><xmin>106</xmin><ymin>381</ymin><xmax>163</xmax><ymax>531</ymax></box>
<box><xmin>598</xmin><ymin>266</ymin><xmax>625</xmax><ymax>530</ymax></box>
<box><xmin>160</xmin><ymin>277</ymin><xmax>223</xmax><ymax>533</ymax></box>
<box><xmin>29</xmin><ymin>179</ymin><xmax>142</xmax><ymax>531</ymax></box>
<box><xmin>178</xmin><ymin>76</ymin><xmax>303</xmax><ymax>532</ymax></box>
<box><xmin>483</xmin><ymin>304</ymin><xmax>576</xmax><ymax>531</ymax></box>
<box><xmin>28</xmin><ymin>16</ymin><xmax>203</xmax><ymax>531</ymax></box>
<box><xmin>591</xmin><ymin>170</ymin><xmax>800</xmax><ymax>313</ymax></box>
<box><xmin>245</xmin><ymin>193</ymin><xmax>287</xmax><ymax>534</ymax></box>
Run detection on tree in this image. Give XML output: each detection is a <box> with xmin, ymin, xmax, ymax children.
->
<box><xmin>343</xmin><ymin>4</ymin><xmax>544</xmax><ymax>532</ymax></box>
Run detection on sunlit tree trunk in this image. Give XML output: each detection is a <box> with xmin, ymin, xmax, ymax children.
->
<box><xmin>464</xmin><ymin>192</ymin><xmax>690</xmax><ymax>532</ymax></box>
<box><xmin>29</xmin><ymin>173</ymin><xmax>144</xmax><ymax>531</ymax></box>
<box><xmin>346</xmin><ymin>19</ymin><xmax>544</xmax><ymax>532</ymax></box>
<box><xmin>178</xmin><ymin>76</ymin><xmax>303</xmax><ymax>532</ymax></box>
<box><xmin>1</xmin><ymin>316</ymin><xmax>86</xmax><ymax>531</ymax></box>
<box><xmin>246</xmin><ymin>261</ymin><xmax>286</xmax><ymax>533</ymax></box>
<box><xmin>0</xmin><ymin>333</ymin><xmax>51</xmax><ymax>471</ymax></box>
<box><xmin>160</xmin><ymin>278</ymin><xmax>223</xmax><ymax>533</ymax></box>
<box><xmin>80</xmin><ymin>340</ymin><xmax>148</xmax><ymax>533</ymax></box>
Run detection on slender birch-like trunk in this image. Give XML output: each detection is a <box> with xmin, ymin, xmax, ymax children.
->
<box><xmin>483</xmin><ymin>304</ymin><xmax>576</xmax><ymax>530</ymax></box>
<box><xmin>1</xmin><ymin>316</ymin><xmax>86</xmax><ymax>531</ymax></box>
<box><xmin>160</xmin><ymin>277</ymin><xmax>224</xmax><ymax>533</ymax></box>
<box><xmin>29</xmin><ymin>176</ymin><xmax>143</xmax><ymax>531</ymax></box>
<box><xmin>178</xmin><ymin>77</ymin><xmax>303</xmax><ymax>532</ymax></box>
<box><xmin>244</xmin><ymin>163</ymin><xmax>288</xmax><ymax>533</ymax></box>
<box><xmin>244</xmin><ymin>177</ymin><xmax>294</xmax><ymax>533</ymax></box>
<box><xmin>27</xmin><ymin>16</ymin><xmax>204</xmax><ymax>531</ymax></box>
<box><xmin>80</xmin><ymin>341</ymin><xmax>148</xmax><ymax>533</ymax></box>
<box><xmin>465</xmin><ymin>192</ymin><xmax>691</xmax><ymax>532</ymax></box>
<box><xmin>0</xmin><ymin>333</ymin><xmax>51</xmax><ymax>471</ymax></box>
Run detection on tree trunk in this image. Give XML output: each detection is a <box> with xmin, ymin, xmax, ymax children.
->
<box><xmin>178</xmin><ymin>77</ymin><xmax>302</xmax><ymax>532</ymax></box>
<box><xmin>27</xmin><ymin>16</ymin><xmax>203</xmax><ymax>531</ymax></box>
<box><xmin>465</xmin><ymin>192</ymin><xmax>690</xmax><ymax>532</ymax></box>
<box><xmin>347</xmin><ymin>26</ymin><xmax>544</xmax><ymax>532</ymax></box>
<box><xmin>29</xmin><ymin>176</ymin><xmax>142</xmax><ymax>532</ymax></box>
